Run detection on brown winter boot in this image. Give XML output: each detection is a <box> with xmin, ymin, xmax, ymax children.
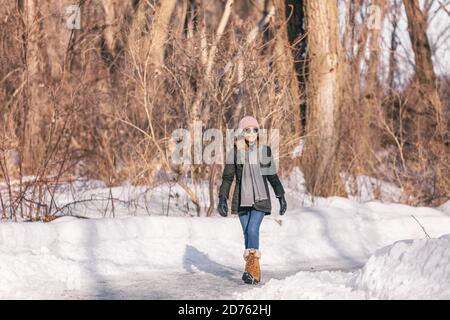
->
<box><xmin>242</xmin><ymin>248</ymin><xmax>261</xmax><ymax>284</ymax></box>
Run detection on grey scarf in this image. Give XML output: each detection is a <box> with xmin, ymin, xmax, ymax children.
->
<box><xmin>240</xmin><ymin>143</ymin><xmax>268</xmax><ymax>207</ymax></box>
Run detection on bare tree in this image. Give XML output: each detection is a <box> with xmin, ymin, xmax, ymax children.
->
<box><xmin>388</xmin><ymin>0</ymin><xmax>401</xmax><ymax>89</ymax></box>
<box><xmin>360</xmin><ymin>0</ymin><xmax>387</xmax><ymax>166</ymax></box>
<box><xmin>272</xmin><ymin>0</ymin><xmax>302</xmax><ymax>136</ymax></box>
<box><xmin>403</xmin><ymin>0</ymin><xmax>446</xmax><ymax>136</ymax></box>
<box><xmin>403</xmin><ymin>0</ymin><xmax>444</xmax><ymax>124</ymax></box>
<box><xmin>302</xmin><ymin>0</ymin><xmax>344</xmax><ymax>196</ymax></box>
<box><xmin>403</xmin><ymin>0</ymin><xmax>439</xmax><ymax>86</ymax></box>
<box><xmin>21</xmin><ymin>0</ymin><xmax>44</xmax><ymax>172</ymax></box>
<box><xmin>149</xmin><ymin>0</ymin><xmax>177</xmax><ymax>68</ymax></box>
<box><xmin>402</xmin><ymin>0</ymin><xmax>447</xmax><ymax>204</ymax></box>
<box><xmin>365</xmin><ymin>0</ymin><xmax>386</xmax><ymax>96</ymax></box>
<box><xmin>128</xmin><ymin>0</ymin><xmax>177</xmax><ymax>67</ymax></box>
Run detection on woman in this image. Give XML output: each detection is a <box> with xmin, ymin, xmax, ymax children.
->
<box><xmin>217</xmin><ymin>116</ymin><xmax>287</xmax><ymax>285</ymax></box>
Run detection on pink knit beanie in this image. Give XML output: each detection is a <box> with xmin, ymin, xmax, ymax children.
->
<box><xmin>238</xmin><ymin>116</ymin><xmax>260</xmax><ymax>130</ymax></box>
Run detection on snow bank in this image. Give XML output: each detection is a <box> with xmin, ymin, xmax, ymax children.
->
<box><xmin>1</xmin><ymin>196</ymin><xmax>449</xmax><ymax>299</ymax></box>
<box><xmin>0</xmin><ymin>216</ymin><xmax>246</xmax><ymax>298</ymax></box>
<box><xmin>235</xmin><ymin>270</ymin><xmax>363</xmax><ymax>299</ymax></box>
<box><xmin>438</xmin><ymin>200</ymin><xmax>450</xmax><ymax>215</ymax></box>
<box><xmin>343</xmin><ymin>174</ymin><xmax>405</xmax><ymax>203</ymax></box>
<box><xmin>237</xmin><ymin>235</ymin><xmax>450</xmax><ymax>300</ymax></box>
<box><xmin>352</xmin><ymin>235</ymin><xmax>450</xmax><ymax>299</ymax></box>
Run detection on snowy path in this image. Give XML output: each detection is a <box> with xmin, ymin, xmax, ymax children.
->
<box><xmin>57</xmin><ymin>266</ymin><xmax>356</xmax><ymax>300</ymax></box>
<box><xmin>56</xmin><ymin>269</ymin><xmax>298</xmax><ymax>300</ymax></box>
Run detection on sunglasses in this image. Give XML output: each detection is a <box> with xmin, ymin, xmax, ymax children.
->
<box><xmin>244</xmin><ymin>127</ymin><xmax>259</xmax><ymax>134</ymax></box>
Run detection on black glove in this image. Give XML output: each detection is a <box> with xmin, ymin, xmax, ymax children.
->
<box><xmin>278</xmin><ymin>195</ymin><xmax>287</xmax><ymax>215</ymax></box>
<box><xmin>218</xmin><ymin>195</ymin><xmax>228</xmax><ymax>217</ymax></box>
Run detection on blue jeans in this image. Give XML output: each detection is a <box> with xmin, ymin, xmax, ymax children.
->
<box><xmin>239</xmin><ymin>210</ymin><xmax>265</xmax><ymax>249</ymax></box>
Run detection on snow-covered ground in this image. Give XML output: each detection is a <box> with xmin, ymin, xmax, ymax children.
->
<box><xmin>0</xmin><ymin>170</ymin><xmax>449</xmax><ymax>299</ymax></box>
<box><xmin>1</xmin><ymin>196</ymin><xmax>449</xmax><ymax>298</ymax></box>
<box><xmin>237</xmin><ymin>235</ymin><xmax>450</xmax><ymax>300</ymax></box>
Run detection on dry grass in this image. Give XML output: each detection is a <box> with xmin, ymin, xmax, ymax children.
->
<box><xmin>0</xmin><ymin>1</ymin><xmax>448</xmax><ymax>220</ymax></box>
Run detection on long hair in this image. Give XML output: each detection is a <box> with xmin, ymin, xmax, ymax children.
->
<box><xmin>235</xmin><ymin>129</ymin><xmax>260</xmax><ymax>152</ymax></box>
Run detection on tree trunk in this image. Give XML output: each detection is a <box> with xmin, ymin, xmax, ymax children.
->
<box><xmin>191</xmin><ymin>0</ymin><xmax>234</xmax><ymax>123</ymax></box>
<box><xmin>129</xmin><ymin>0</ymin><xmax>176</xmax><ymax>68</ymax></box>
<box><xmin>302</xmin><ymin>0</ymin><xmax>344</xmax><ymax>197</ymax></box>
<box><xmin>21</xmin><ymin>0</ymin><xmax>43</xmax><ymax>172</ymax></box>
<box><xmin>273</xmin><ymin>0</ymin><xmax>302</xmax><ymax>137</ymax></box>
<box><xmin>365</xmin><ymin>0</ymin><xmax>385</xmax><ymax>96</ymax></box>
<box><xmin>286</xmin><ymin>0</ymin><xmax>307</xmax><ymax>134</ymax></box>
<box><xmin>172</xmin><ymin>0</ymin><xmax>188</xmax><ymax>37</ymax></box>
<box><xmin>149</xmin><ymin>0</ymin><xmax>177</xmax><ymax>68</ymax></box>
<box><xmin>388</xmin><ymin>0</ymin><xmax>400</xmax><ymax>89</ymax></box>
<box><xmin>402</xmin><ymin>0</ymin><xmax>447</xmax><ymax>204</ymax></box>
<box><xmin>403</xmin><ymin>0</ymin><xmax>437</xmax><ymax>86</ymax></box>
<box><xmin>403</xmin><ymin>0</ymin><xmax>443</xmax><ymax>118</ymax></box>
<box><xmin>360</xmin><ymin>0</ymin><xmax>386</xmax><ymax>171</ymax></box>
<box><xmin>102</xmin><ymin>0</ymin><xmax>131</xmax><ymax>56</ymax></box>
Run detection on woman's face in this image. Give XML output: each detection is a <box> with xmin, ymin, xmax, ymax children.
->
<box><xmin>243</xmin><ymin>126</ymin><xmax>258</xmax><ymax>143</ymax></box>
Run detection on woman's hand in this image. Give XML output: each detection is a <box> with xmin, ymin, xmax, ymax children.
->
<box><xmin>218</xmin><ymin>195</ymin><xmax>228</xmax><ymax>217</ymax></box>
<box><xmin>278</xmin><ymin>195</ymin><xmax>287</xmax><ymax>215</ymax></box>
